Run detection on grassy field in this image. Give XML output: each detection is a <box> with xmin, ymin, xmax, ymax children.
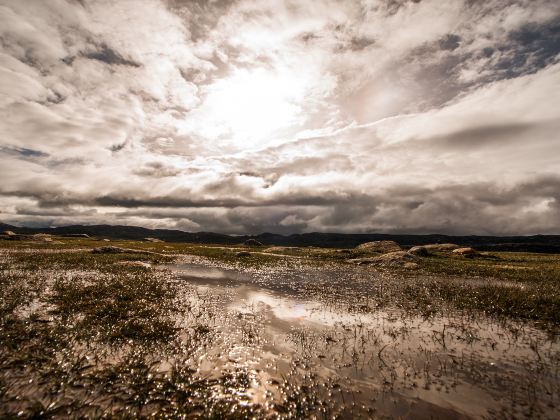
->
<box><xmin>1</xmin><ymin>236</ymin><xmax>559</xmax><ymax>417</ymax></box>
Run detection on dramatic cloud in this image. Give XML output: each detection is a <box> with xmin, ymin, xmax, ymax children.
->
<box><xmin>0</xmin><ymin>0</ymin><xmax>559</xmax><ymax>234</ymax></box>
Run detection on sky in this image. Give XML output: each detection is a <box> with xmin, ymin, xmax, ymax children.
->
<box><xmin>0</xmin><ymin>0</ymin><xmax>559</xmax><ymax>235</ymax></box>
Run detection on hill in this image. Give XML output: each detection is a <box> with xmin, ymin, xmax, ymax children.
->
<box><xmin>2</xmin><ymin>222</ymin><xmax>560</xmax><ymax>253</ymax></box>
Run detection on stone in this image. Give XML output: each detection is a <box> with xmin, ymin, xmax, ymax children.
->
<box><xmin>408</xmin><ymin>246</ymin><xmax>430</xmax><ymax>256</ymax></box>
<box><xmin>422</xmin><ymin>243</ymin><xmax>461</xmax><ymax>252</ymax></box>
<box><xmin>348</xmin><ymin>251</ymin><xmax>418</xmax><ymax>267</ymax></box>
<box><xmin>33</xmin><ymin>234</ymin><xmax>53</xmax><ymax>242</ymax></box>
<box><xmin>452</xmin><ymin>247</ymin><xmax>478</xmax><ymax>258</ymax></box>
<box><xmin>372</xmin><ymin>251</ymin><xmax>418</xmax><ymax>265</ymax></box>
<box><xmin>355</xmin><ymin>240</ymin><xmax>401</xmax><ymax>253</ymax></box>
<box><xmin>1</xmin><ymin>230</ymin><xmax>15</xmax><ymax>236</ymax></box>
<box><xmin>236</xmin><ymin>251</ymin><xmax>251</xmax><ymax>257</ymax></box>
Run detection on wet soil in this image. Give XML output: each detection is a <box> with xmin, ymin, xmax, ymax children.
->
<box><xmin>167</xmin><ymin>262</ymin><xmax>560</xmax><ymax>419</ymax></box>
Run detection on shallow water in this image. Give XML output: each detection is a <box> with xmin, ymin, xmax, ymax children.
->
<box><xmin>169</xmin><ymin>262</ymin><xmax>560</xmax><ymax>419</ymax></box>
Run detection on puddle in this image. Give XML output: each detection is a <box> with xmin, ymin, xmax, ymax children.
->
<box><xmin>170</xmin><ymin>262</ymin><xmax>560</xmax><ymax>419</ymax></box>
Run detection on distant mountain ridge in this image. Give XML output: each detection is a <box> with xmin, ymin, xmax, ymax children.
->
<box><xmin>3</xmin><ymin>222</ymin><xmax>560</xmax><ymax>253</ymax></box>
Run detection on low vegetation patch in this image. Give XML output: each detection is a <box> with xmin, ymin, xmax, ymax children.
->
<box><xmin>0</xmin><ymin>237</ymin><xmax>559</xmax><ymax>417</ymax></box>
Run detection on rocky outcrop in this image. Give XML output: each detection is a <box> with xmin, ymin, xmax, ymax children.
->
<box><xmin>355</xmin><ymin>240</ymin><xmax>401</xmax><ymax>253</ymax></box>
<box><xmin>422</xmin><ymin>243</ymin><xmax>461</xmax><ymax>252</ymax></box>
<box><xmin>32</xmin><ymin>234</ymin><xmax>53</xmax><ymax>242</ymax></box>
<box><xmin>349</xmin><ymin>251</ymin><xmax>418</xmax><ymax>267</ymax></box>
<box><xmin>452</xmin><ymin>247</ymin><xmax>478</xmax><ymax>258</ymax></box>
<box><xmin>408</xmin><ymin>246</ymin><xmax>430</xmax><ymax>256</ymax></box>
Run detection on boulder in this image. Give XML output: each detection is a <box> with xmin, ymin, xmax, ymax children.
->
<box><xmin>422</xmin><ymin>243</ymin><xmax>461</xmax><ymax>252</ymax></box>
<box><xmin>1</xmin><ymin>230</ymin><xmax>16</xmax><ymax>236</ymax></box>
<box><xmin>355</xmin><ymin>240</ymin><xmax>401</xmax><ymax>253</ymax></box>
<box><xmin>372</xmin><ymin>251</ymin><xmax>418</xmax><ymax>266</ymax></box>
<box><xmin>408</xmin><ymin>246</ymin><xmax>430</xmax><ymax>257</ymax></box>
<box><xmin>243</xmin><ymin>239</ymin><xmax>264</xmax><ymax>247</ymax></box>
<box><xmin>452</xmin><ymin>247</ymin><xmax>478</xmax><ymax>258</ymax></box>
<box><xmin>236</xmin><ymin>251</ymin><xmax>251</xmax><ymax>257</ymax></box>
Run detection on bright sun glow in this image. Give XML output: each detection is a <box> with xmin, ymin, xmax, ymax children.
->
<box><xmin>193</xmin><ymin>67</ymin><xmax>306</xmax><ymax>149</ymax></box>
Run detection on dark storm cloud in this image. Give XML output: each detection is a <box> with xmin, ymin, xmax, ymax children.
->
<box><xmin>3</xmin><ymin>173</ymin><xmax>560</xmax><ymax>234</ymax></box>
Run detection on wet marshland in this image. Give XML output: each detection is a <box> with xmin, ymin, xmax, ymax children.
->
<box><xmin>0</xmin><ymin>243</ymin><xmax>559</xmax><ymax>418</ymax></box>
<box><xmin>167</xmin><ymin>261</ymin><xmax>559</xmax><ymax>418</ymax></box>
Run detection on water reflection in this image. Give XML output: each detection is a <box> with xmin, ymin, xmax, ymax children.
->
<box><xmin>169</xmin><ymin>263</ymin><xmax>560</xmax><ymax>419</ymax></box>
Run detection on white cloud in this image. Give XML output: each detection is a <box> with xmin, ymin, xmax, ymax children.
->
<box><xmin>0</xmin><ymin>0</ymin><xmax>559</xmax><ymax>234</ymax></box>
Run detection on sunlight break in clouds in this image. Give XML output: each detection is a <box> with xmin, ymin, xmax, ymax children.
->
<box><xmin>180</xmin><ymin>67</ymin><xmax>307</xmax><ymax>149</ymax></box>
<box><xmin>0</xmin><ymin>0</ymin><xmax>559</xmax><ymax>234</ymax></box>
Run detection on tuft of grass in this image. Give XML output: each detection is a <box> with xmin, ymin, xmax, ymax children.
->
<box><xmin>419</xmin><ymin>252</ymin><xmax>560</xmax><ymax>283</ymax></box>
<box><xmin>49</xmin><ymin>272</ymin><xmax>179</xmax><ymax>343</ymax></box>
<box><xmin>411</xmin><ymin>253</ymin><xmax>560</xmax><ymax>323</ymax></box>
